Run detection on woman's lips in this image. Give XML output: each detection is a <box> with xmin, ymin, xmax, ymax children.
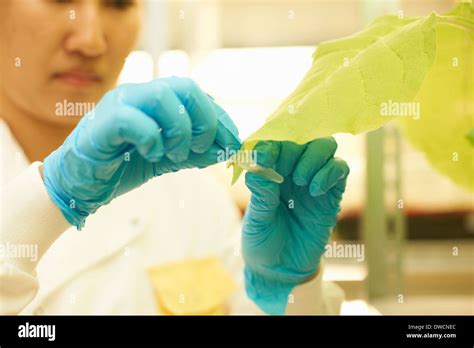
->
<box><xmin>53</xmin><ymin>70</ymin><xmax>102</xmax><ymax>87</ymax></box>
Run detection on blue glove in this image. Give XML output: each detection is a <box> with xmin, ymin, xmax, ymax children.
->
<box><xmin>43</xmin><ymin>77</ymin><xmax>241</xmax><ymax>229</ymax></box>
<box><xmin>242</xmin><ymin>138</ymin><xmax>349</xmax><ymax>315</ymax></box>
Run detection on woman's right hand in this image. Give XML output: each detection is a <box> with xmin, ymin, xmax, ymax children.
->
<box><xmin>43</xmin><ymin>77</ymin><xmax>241</xmax><ymax>229</ymax></box>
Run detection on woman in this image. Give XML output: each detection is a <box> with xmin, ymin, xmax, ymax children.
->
<box><xmin>0</xmin><ymin>0</ymin><xmax>348</xmax><ymax>315</ymax></box>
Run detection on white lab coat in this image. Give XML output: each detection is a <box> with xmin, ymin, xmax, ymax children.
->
<box><xmin>0</xmin><ymin>119</ymin><xmax>344</xmax><ymax>315</ymax></box>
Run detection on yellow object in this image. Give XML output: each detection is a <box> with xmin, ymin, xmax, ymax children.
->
<box><xmin>147</xmin><ymin>257</ymin><xmax>236</xmax><ymax>315</ymax></box>
<box><xmin>230</xmin><ymin>3</ymin><xmax>473</xmax><ymax>192</ymax></box>
<box><xmin>397</xmin><ymin>4</ymin><xmax>474</xmax><ymax>192</ymax></box>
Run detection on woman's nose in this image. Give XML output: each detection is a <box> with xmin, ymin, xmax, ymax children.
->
<box><xmin>63</xmin><ymin>4</ymin><xmax>107</xmax><ymax>58</ymax></box>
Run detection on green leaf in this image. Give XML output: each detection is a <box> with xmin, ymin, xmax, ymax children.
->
<box><xmin>467</xmin><ymin>128</ymin><xmax>474</xmax><ymax>146</ymax></box>
<box><xmin>397</xmin><ymin>3</ymin><xmax>474</xmax><ymax>192</ymax></box>
<box><xmin>231</xmin><ymin>3</ymin><xmax>473</xmax><ymax>192</ymax></box>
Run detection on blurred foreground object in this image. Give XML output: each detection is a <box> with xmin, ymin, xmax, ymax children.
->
<box><xmin>147</xmin><ymin>257</ymin><xmax>236</xmax><ymax>315</ymax></box>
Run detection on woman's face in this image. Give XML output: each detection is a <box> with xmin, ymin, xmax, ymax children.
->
<box><xmin>0</xmin><ymin>0</ymin><xmax>142</xmax><ymax>125</ymax></box>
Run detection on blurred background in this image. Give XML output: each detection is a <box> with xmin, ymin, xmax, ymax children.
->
<box><xmin>118</xmin><ymin>0</ymin><xmax>473</xmax><ymax>315</ymax></box>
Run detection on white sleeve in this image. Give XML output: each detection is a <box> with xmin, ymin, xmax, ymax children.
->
<box><xmin>0</xmin><ymin>162</ymin><xmax>70</xmax><ymax>314</ymax></box>
<box><xmin>228</xmin><ymin>259</ymin><xmax>345</xmax><ymax>315</ymax></box>
<box><xmin>285</xmin><ymin>265</ymin><xmax>345</xmax><ymax>315</ymax></box>
<box><xmin>222</xmin><ymin>223</ymin><xmax>345</xmax><ymax>315</ymax></box>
